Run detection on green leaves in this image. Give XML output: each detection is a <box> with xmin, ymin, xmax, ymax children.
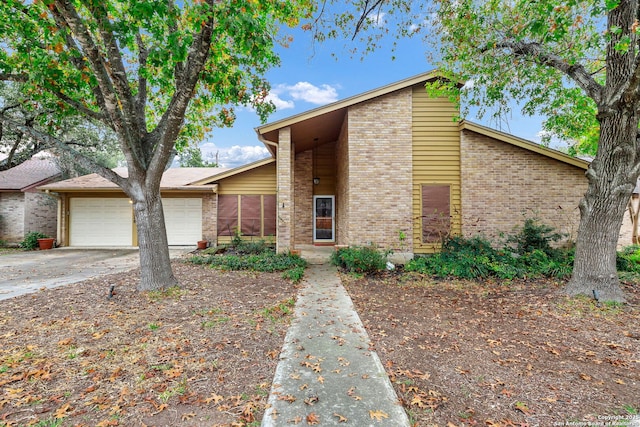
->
<box><xmin>0</xmin><ymin>0</ymin><xmax>314</xmax><ymax>150</ymax></box>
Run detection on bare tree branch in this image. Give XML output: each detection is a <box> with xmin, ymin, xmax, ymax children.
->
<box><xmin>352</xmin><ymin>0</ymin><xmax>386</xmax><ymax>40</ymax></box>
<box><xmin>0</xmin><ymin>113</ymin><xmax>128</xmax><ymax>188</ymax></box>
<box><xmin>147</xmin><ymin>0</ymin><xmax>216</xmax><ymax>178</ymax></box>
<box><xmin>490</xmin><ymin>40</ymin><xmax>604</xmax><ymax>105</ymax></box>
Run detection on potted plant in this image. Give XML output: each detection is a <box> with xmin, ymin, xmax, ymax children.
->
<box><xmin>20</xmin><ymin>231</ymin><xmax>52</xmax><ymax>250</ymax></box>
<box><xmin>37</xmin><ymin>237</ymin><xmax>56</xmax><ymax>250</ymax></box>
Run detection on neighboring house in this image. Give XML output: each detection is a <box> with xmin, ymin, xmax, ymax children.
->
<box><xmin>38</xmin><ymin>71</ymin><xmax>633</xmax><ymax>251</ymax></box>
<box><xmin>0</xmin><ymin>157</ymin><xmax>62</xmax><ymax>244</ymax></box>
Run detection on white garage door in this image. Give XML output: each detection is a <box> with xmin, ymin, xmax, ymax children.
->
<box><xmin>163</xmin><ymin>198</ymin><xmax>202</xmax><ymax>245</ymax></box>
<box><xmin>70</xmin><ymin>198</ymin><xmax>133</xmax><ymax>246</ymax></box>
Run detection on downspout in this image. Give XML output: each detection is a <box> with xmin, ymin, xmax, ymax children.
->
<box><xmin>255</xmin><ymin>129</ymin><xmax>278</xmax><ymax>158</ymax></box>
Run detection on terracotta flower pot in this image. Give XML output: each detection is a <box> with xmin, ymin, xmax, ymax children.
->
<box><xmin>37</xmin><ymin>238</ymin><xmax>55</xmax><ymax>250</ymax></box>
<box><xmin>197</xmin><ymin>240</ymin><xmax>208</xmax><ymax>250</ymax></box>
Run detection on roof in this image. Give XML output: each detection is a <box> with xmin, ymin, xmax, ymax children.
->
<box><xmin>39</xmin><ymin>166</ymin><xmax>230</xmax><ymax>192</ymax></box>
<box><xmin>459</xmin><ymin>121</ymin><xmax>590</xmax><ymax>170</ymax></box>
<box><xmin>0</xmin><ymin>157</ymin><xmax>62</xmax><ymax>191</ymax></box>
<box><xmin>190</xmin><ymin>157</ymin><xmax>275</xmax><ymax>185</ymax></box>
<box><xmin>256</xmin><ymin>70</ymin><xmax>456</xmax><ymax>154</ymax></box>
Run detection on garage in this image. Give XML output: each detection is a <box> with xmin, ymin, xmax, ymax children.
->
<box><xmin>39</xmin><ymin>167</ymin><xmax>221</xmax><ymax>247</ymax></box>
<box><xmin>69</xmin><ymin>197</ymin><xmax>202</xmax><ymax>246</ymax></box>
<box><xmin>69</xmin><ymin>198</ymin><xmax>133</xmax><ymax>246</ymax></box>
<box><xmin>163</xmin><ymin>198</ymin><xmax>202</xmax><ymax>245</ymax></box>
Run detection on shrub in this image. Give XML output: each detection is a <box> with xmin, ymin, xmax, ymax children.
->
<box><xmin>235</xmin><ymin>239</ymin><xmax>272</xmax><ymax>255</ymax></box>
<box><xmin>406</xmin><ymin>221</ymin><xmax>574</xmax><ymax>280</ymax></box>
<box><xmin>330</xmin><ymin>245</ymin><xmax>387</xmax><ymax>274</ymax></box>
<box><xmin>20</xmin><ymin>231</ymin><xmax>49</xmax><ymax>250</ymax></box>
<box><xmin>506</xmin><ymin>218</ymin><xmax>565</xmax><ymax>256</ymax></box>
<box><xmin>617</xmin><ymin>245</ymin><xmax>640</xmax><ymax>273</ymax></box>
<box><xmin>188</xmin><ymin>251</ymin><xmax>307</xmax><ymax>282</ymax></box>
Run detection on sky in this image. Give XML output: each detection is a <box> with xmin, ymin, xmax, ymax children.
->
<box><xmin>199</xmin><ymin>23</ymin><xmax>549</xmax><ymax>169</ymax></box>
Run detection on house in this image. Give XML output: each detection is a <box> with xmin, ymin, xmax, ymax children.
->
<box><xmin>38</xmin><ymin>71</ymin><xmax>633</xmax><ymax>252</ymax></box>
<box><xmin>0</xmin><ymin>156</ymin><xmax>62</xmax><ymax>244</ymax></box>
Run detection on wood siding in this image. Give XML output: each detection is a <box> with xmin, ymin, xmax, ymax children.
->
<box><xmin>313</xmin><ymin>142</ymin><xmax>336</xmax><ymax>196</ymax></box>
<box><xmin>412</xmin><ymin>86</ymin><xmax>461</xmax><ymax>253</ymax></box>
<box><xmin>217</xmin><ymin>162</ymin><xmax>276</xmax><ymax>195</ymax></box>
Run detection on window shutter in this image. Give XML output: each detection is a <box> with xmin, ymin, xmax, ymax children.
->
<box><xmin>422</xmin><ymin>185</ymin><xmax>451</xmax><ymax>243</ymax></box>
<box><xmin>217</xmin><ymin>195</ymin><xmax>238</xmax><ymax>236</ymax></box>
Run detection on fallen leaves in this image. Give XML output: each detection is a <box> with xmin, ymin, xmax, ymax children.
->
<box><xmin>369</xmin><ymin>409</ymin><xmax>389</xmax><ymax>421</ymax></box>
<box><xmin>306</xmin><ymin>412</ymin><xmax>320</xmax><ymax>424</ymax></box>
<box><xmin>0</xmin><ymin>263</ymin><xmax>298</xmax><ymax>426</ymax></box>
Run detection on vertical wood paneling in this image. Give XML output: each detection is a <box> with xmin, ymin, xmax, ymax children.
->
<box><xmin>217</xmin><ymin>163</ymin><xmax>276</xmax><ymax>194</ymax></box>
<box><xmin>412</xmin><ymin>87</ymin><xmax>461</xmax><ymax>253</ymax></box>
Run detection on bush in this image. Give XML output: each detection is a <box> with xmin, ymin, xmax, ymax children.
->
<box><xmin>235</xmin><ymin>239</ymin><xmax>272</xmax><ymax>255</ymax></box>
<box><xmin>188</xmin><ymin>251</ymin><xmax>307</xmax><ymax>283</ymax></box>
<box><xmin>20</xmin><ymin>231</ymin><xmax>49</xmax><ymax>250</ymax></box>
<box><xmin>330</xmin><ymin>245</ymin><xmax>388</xmax><ymax>274</ymax></box>
<box><xmin>617</xmin><ymin>245</ymin><xmax>640</xmax><ymax>273</ymax></box>
<box><xmin>506</xmin><ymin>218</ymin><xmax>565</xmax><ymax>256</ymax></box>
<box><xmin>406</xmin><ymin>220</ymin><xmax>574</xmax><ymax>280</ymax></box>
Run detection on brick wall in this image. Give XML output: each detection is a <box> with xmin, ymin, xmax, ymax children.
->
<box><xmin>345</xmin><ymin>89</ymin><xmax>413</xmax><ymax>248</ymax></box>
<box><xmin>23</xmin><ymin>191</ymin><xmax>57</xmax><ymax>239</ymax></box>
<box><xmin>277</xmin><ymin>128</ymin><xmax>293</xmax><ymax>252</ymax></box>
<box><xmin>335</xmin><ymin>119</ymin><xmax>349</xmax><ymax>245</ymax></box>
<box><xmin>460</xmin><ymin>129</ymin><xmax>587</xmax><ymax>245</ymax></box>
<box><xmin>0</xmin><ymin>192</ymin><xmax>25</xmax><ymax>243</ymax></box>
<box><xmin>202</xmin><ymin>193</ymin><xmax>217</xmax><ymax>243</ymax></box>
<box><xmin>294</xmin><ymin>150</ymin><xmax>313</xmax><ymax>245</ymax></box>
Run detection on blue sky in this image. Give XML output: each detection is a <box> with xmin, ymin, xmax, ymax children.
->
<box><xmin>202</xmin><ymin>26</ymin><xmax>548</xmax><ymax>168</ymax></box>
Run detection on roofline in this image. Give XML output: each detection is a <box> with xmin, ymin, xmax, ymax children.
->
<box><xmin>38</xmin><ymin>186</ymin><xmax>218</xmax><ymax>193</ymax></box>
<box><xmin>20</xmin><ymin>173</ymin><xmax>63</xmax><ymax>192</ymax></box>
<box><xmin>459</xmin><ymin>121</ymin><xmax>590</xmax><ymax>170</ymax></box>
<box><xmin>256</xmin><ymin>70</ymin><xmax>459</xmax><ymax>137</ymax></box>
<box><xmin>190</xmin><ymin>157</ymin><xmax>276</xmax><ymax>185</ymax></box>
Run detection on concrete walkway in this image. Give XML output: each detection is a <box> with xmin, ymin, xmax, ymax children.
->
<box><xmin>262</xmin><ymin>248</ymin><xmax>410</xmax><ymax>426</ymax></box>
<box><xmin>0</xmin><ymin>247</ymin><xmax>193</xmax><ymax>301</ymax></box>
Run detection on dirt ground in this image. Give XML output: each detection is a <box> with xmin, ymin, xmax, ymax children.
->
<box><xmin>343</xmin><ymin>272</ymin><xmax>640</xmax><ymax>427</ymax></box>
<box><xmin>0</xmin><ymin>258</ymin><xmax>639</xmax><ymax>427</ymax></box>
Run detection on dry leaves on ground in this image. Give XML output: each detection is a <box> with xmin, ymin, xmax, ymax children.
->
<box><xmin>0</xmin><ymin>261</ymin><xmax>297</xmax><ymax>427</ymax></box>
<box><xmin>344</xmin><ymin>272</ymin><xmax>640</xmax><ymax>426</ymax></box>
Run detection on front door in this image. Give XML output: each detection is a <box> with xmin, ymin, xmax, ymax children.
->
<box><xmin>313</xmin><ymin>195</ymin><xmax>335</xmax><ymax>242</ymax></box>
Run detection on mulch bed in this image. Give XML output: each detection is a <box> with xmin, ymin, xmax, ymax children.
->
<box><xmin>1</xmin><ymin>259</ymin><xmax>638</xmax><ymax>427</ymax></box>
<box><xmin>343</xmin><ymin>271</ymin><xmax>640</xmax><ymax>426</ymax></box>
<box><xmin>0</xmin><ymin>261</ymin><xmax>297</xmax><ymax>427</ymax></box>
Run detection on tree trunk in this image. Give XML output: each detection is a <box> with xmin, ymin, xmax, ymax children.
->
<box><xmin>564</xmin><ymin>110</ymin><xmax>639</xmax><ymax>303</ymax></box>
<box><xmin>132</xmin><ymin>188</ymin><xmax>179</xmax><ymax>291</ymax></box>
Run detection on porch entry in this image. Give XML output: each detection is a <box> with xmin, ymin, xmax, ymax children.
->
<box><xmin>313</xmin><ymin>195</ymin><xmax>335</xmax><ymax>242</ymax></box>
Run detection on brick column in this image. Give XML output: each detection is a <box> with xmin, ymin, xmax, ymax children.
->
<box><xmin>277</xmin><ymin>127</ymin><xmax>294</xmax><ymax>252</ymax></box>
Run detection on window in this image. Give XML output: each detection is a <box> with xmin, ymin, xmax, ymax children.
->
<box><xmin>241</xmin><ymin>195</ymin><xmax>261</xmax><ymax>236</ymax></box>
<box><xmin>217</xmin><ymin>195</ymin><xmax>238</xmax><ymax>236</ymax></box>
<box><xmin>218</xmin><ymin>194</ymin><xmax>276</xmax><ymax>238</ymax></box>
<box><xmin>422</xmin><ymin>185</ymin><xmax>451</xmax><ymax>243</ymax></box>
<box><xmin>263</xmin><ymin>195</ymin><xmax>276</xmax><ymax>236</ymax></box>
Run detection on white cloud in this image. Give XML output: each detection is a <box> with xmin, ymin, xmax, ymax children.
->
<box><xmin>269</xmin><ymin>81</ymin><xmax>340</xmax><ymax>109</ymax></box>
<box><xmin>265</xmin><ymin>92</ymin><xmax>295</xmax><ymax>110</ymax></box>
<box><xmin>200</xmin><ymin>142</ymin><xmax>270</xmax><ymax>169</ymax></box>
<box><xmin>367</xmin><ymin>12</ymin><xmax>387</xmax><ymax>27</ymax></box>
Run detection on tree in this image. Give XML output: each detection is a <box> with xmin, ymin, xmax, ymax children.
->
<box><xmin>178</xmin><ymin>145</ymin><xmax>217</xmax><ymax>167</ymax></box>
<box><xmin>0</xmin><ymin>0</ymin><xmax>312</xmax><ymax>290</ymax></box>
<box><xmin>315</xmin><ymin>0</ymin><xmax>640</xmax><ymax>302</ymax></box>
<box><xmin>1</xmin><ymin>82</ymin><xmax>122</xmax><ymax>174</ymax></box>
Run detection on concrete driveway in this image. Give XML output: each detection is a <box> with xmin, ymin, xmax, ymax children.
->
<box><xmin>0</xmin><ymin>247</ymin><xmax>194</xmax><ymax>301</ymax></box>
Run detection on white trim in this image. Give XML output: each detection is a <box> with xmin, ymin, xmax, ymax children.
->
<box><xmin>313</xmin><ymin>195</ymin><xmax>335</xmax><ymax>242</ymax></box>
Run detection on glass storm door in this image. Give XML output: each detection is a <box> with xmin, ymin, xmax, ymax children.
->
<box><xmin>313</xmin><ymin>196</ymin><xmax>335</xmax><ymax>242</ymax></box>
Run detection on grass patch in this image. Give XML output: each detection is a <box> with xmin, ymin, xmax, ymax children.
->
<box><xmin>259</xmin><ymin>298</ymin><xmax>295</xmax><ymax>323</ymax></box>
<box><xmin>146</xmin><ymin>286</ymin><xmax>188</xmax><ymax>301</ymax></box>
